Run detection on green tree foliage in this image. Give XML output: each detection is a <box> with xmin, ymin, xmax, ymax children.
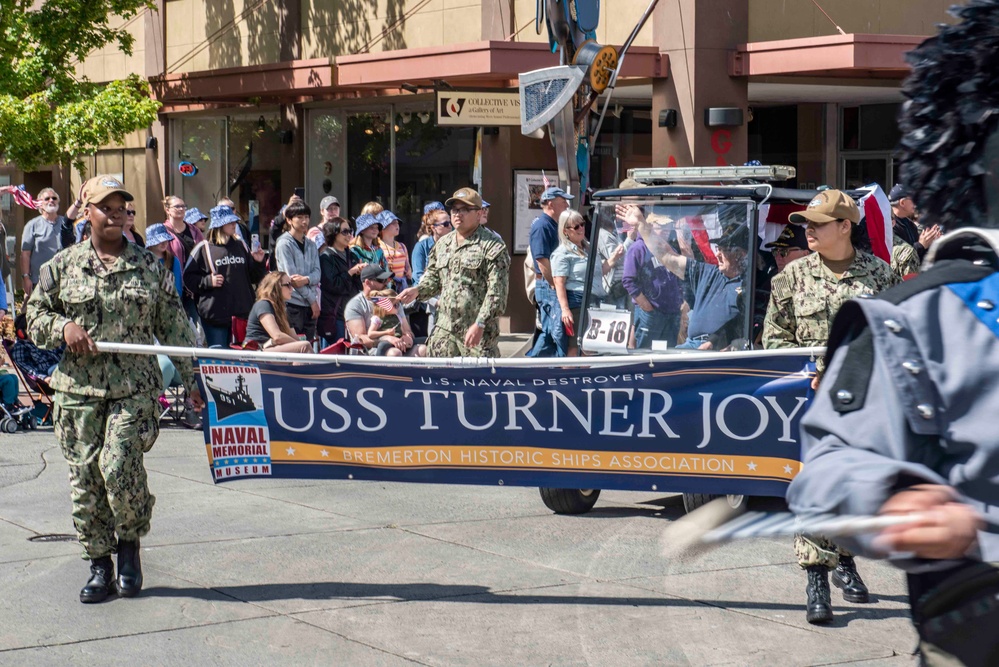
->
<box><xmin>0</xmin><ymin>0</ymin><xmax>161</xmax><ymax>172</ymax></box>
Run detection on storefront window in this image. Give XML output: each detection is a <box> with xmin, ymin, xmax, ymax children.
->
<box><xmin>227</xmin><ymin>114</ymin><xmax>283</xmax><ymax>242</ymax></box>
<box><xmin>171</xmin><ymin>118</ymin><xmax>226</xmax><ymax>214</ymax></box>
<box><xmin>170</xmin><ymin>113</ymin><xmax>284</xmax><ymax>244</ymax></box>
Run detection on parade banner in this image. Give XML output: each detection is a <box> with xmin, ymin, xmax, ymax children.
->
<box><xmin>197</xmin><ymin>354</ymin><xmax>815</xmax><ymax>498</ymax></box>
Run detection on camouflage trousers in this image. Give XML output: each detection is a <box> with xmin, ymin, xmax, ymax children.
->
<box><xmin>426</xmin><ymin>326</ymin><xmax>499</xmax><ymax>358</ymax></box>
<box><xmin>54</xmin><ymin>392</ymin><xmax>160</xmax><ymax>560</ymax></box>
<box><xmin>794</xmin><ymin>533</ymin><xmax>854</xmax><ymax>569</ymax></box>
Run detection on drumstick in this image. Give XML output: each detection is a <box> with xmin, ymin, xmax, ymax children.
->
<box><xmin>659</xmin><ymin>498</ymin><xmax>925</xmax><ymax>559</ymax></box>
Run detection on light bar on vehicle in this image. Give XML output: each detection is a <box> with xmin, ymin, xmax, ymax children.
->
<box><xmin>627</xmin><ymin>165</ymin><xmax>796</xmax><ymax>184</ymax></box>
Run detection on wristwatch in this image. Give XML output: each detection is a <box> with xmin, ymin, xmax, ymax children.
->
<box><xmin>22</xmin><ymin>273</ymin><xmax>30</xmax><ymax>278</ymax></box>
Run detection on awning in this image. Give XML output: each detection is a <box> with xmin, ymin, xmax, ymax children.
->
<box><xmin>729</xmin><ymin>34</ymin><xmax>924</xmax><ymax>79</ymax></box>
<box><xmin>336</xmin><ymin>41</ymin><xmax>664</xmax><ymax>88</ymax></box>
<box><xmin>153</xmin><ymin>41</ymin><xmax>665</xmax><ymax>107</ymax></box>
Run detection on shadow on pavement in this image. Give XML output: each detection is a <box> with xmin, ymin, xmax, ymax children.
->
<box><xmin>142</xmin><ymin>581</ymin><xmax>912</xmax><ymax>622</ymax></box>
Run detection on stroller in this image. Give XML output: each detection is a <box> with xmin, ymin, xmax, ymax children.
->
<box><xmin>0</xmin><ymin>391</ymin><xmax>34</xmax><ymax>433</ymax></box>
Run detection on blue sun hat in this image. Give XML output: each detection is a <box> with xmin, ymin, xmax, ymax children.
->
<box><xmin>355</xmin><ymin>213</ymin><xmax>381</xmax><ymax>235</ymax></box>
<box><xmin>209</xmin><ymin>205</ymin><xmax>241</xmax><ymax>230</ymax></box>
<box><xmin>482</xmin><ymin>200</ymin><xmax>490</xmax><ymax>208</ymax></box>
<box><xmin>377</xmin><ymin>210</ymin><xmax>401</xmax><ymax>227</ymax></box>
<box><xmin>423</xmin><ymin>201</ymin><xmax>445</xmax><ymax>215</ymax></box>
<box><xmin>184</xmin><ymin>207</ymin><xmax>208</xmax><ymax>225</ymax></box>
<box><xmin>144</xmin><ymin>223</ymin><xmax>174</xmax><ymax>248</ymax></box>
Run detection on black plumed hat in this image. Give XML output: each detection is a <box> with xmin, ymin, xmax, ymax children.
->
<box><xmin>896</xmin><ymin>0</ymin><xmax>999</xmax><ymax>229</ymax></box>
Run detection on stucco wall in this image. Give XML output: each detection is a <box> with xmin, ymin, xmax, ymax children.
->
<box><xmin>511</xmin><ymin>0</ymin><xmax>654</xmax><ymax>46</ymax></box>
<box><xmin>748</xmin><ymin>0</ymin><xmax>954</xmax><ymax>42</ymax></box>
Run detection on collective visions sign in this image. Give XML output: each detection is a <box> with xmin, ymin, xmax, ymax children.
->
<box><xmin>436</xmin><ymin>91</ymin><xmax>522</xmax><ymax>127</ymax></box>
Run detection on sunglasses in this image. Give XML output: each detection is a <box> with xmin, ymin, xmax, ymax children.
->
<box><xmin>772</xmin><ymin>247</ymin><xmax>804</xmax><ymax>258</ymax></box>
<box><xmin>42</xmin><ymin>196</ymin><xmax>59</xmax><ymax>202</ymax></box>
<box><xmin>567</xmin><ymin>224</ymin><xmax>584</xmax><ymax>231</ymax></box>
<box><xmin>169</xmin><ymin>204</ymin><xmax>187</xmax><ymax>210</ymax></box>
<box><xmin>433</xmin><ymin>221</ymin><xmax>452</xmax><ymax>228</ymax></box>
<box><xmin>450</xmin><ymin>207</ymin><xmax>480</xmax><ymax>215</ymax></box>
<box><xmin>280</xmin><ymin>281</ymin><xmax>293</xmax><ymax>288</ymax></box>
<box><xmin>338</xmin><ymin>228</ymin><xmax>354</xmax><ymax>235</ymax></box>
<box><xmin>126</xmin><ymin>210</ymin><xmax>136</xmax><ymax>216</ymax></box>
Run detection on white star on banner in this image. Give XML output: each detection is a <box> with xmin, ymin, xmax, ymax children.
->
<box><xmin>286</xmin><ymin>447</ymin><xmax>296</xmax><ymax>456</ymax></box>
<box><xmin>320</xmin><ymin>450</ymin><xmax>329</xmax><ymax>457</ymax></box>
<box><xmin>747</xmin><ymin>461</ymin><xmax>758</xmax><ymax>471</ymax></box>
<box><xmin>783</xmin><ymin>465</ymin><xmax>794</xmax><ymax>474</ymax></box>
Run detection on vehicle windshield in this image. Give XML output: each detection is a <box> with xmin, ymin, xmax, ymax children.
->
<box><xmin>582</xmin><ymin>200</ymin><xmax>757</xmax><ymax>355</ymax></box>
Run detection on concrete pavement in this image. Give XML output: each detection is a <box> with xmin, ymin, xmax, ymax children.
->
<box><xmin>0</xmin><ymin>424</ymin><xmax>917</xmax><ymax>666</ymax></box>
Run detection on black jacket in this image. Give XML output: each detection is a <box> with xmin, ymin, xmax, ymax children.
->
<box><xmin>183</xmin><ymin>237</ymin><xmax>266</xmax><ymax>326</ymax></box>
<box><xmin>318</xmin><ymin>247</ymin><xmax>361</xmax><ymax>337</ymax></box>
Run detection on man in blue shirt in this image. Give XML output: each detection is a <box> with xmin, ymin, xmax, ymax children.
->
<box><xmin>527</xmin><ymin>187</ymin><xmax>572</xmax><ymax>357</ymax></box>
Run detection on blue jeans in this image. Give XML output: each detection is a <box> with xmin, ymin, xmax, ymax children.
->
<box><xmin>527</xmin><ymin>280</ymin><xmax>560</xmax><ymax>358</ymax></box>
<box><xmin>676</xmin><ymin>334</ymin><xmax>712</xmax><ymax>350</ymax></box>
<box><xmin>203</xmin><ymin>324</ymin><xmax>231</xmax><ymax>349</ymax></box>
<box><xmin>0</xmin><ymin>373</ymin><xmax>18</xmax><ymax>405</ymax></box>
<box><xmin>633</xmin><ymin>307</ymin><xmax>680</xmax><ymax>349</ymax></box>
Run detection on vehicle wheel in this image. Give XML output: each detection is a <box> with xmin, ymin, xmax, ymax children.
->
<box><xmin>539</xmin><ymin>488</ymin><xmax>601</xmax><ymax>514</ymax></box>
<box><xmin>682</xmin><ymin>493</ymin><xmax>746</xmax><ymax>514</ymax></box>
<box><xmin>1</xmin><ymin>418</ymin><xmax>17</xmax><ymax>434</ymax></box>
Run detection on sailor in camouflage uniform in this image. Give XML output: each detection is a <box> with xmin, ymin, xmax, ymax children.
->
<box><xmin>27</xmin><ymin>175</ymin><xmax>203</xmax><ymax>604</ymax></box>
<box><xmin>762</xmin><ymin>188</ymin><xmax>899</xmax><ymax>624</ymax></box>
<box><xmin>890</xmin><ymin>232</ymin><xmax>920</xmax><ymax>280</ymax></box>
<box><xmin>398</xmin><ymin>188</ymin><xmax>509</xmax><ymax>357</ymax></box>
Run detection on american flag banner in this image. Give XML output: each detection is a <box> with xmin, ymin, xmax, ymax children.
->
<box><xmin>542</xmin><ymin>171</ymin><xmax>550</xmax><ymax>189</ymax></box>
<box><xmin>1</xmin><ymin>185</ymin><xmax>40</xmax><ymax>210</ymax></box>
<box><xmin>374</xmin><ymin>297</ymin><xmax>396</xmax><ymax>313</ymax></box>
<box><xmin>857</xmin><ymin>184</ymin><xmax>893</xmax><ymax>264</ymax></box>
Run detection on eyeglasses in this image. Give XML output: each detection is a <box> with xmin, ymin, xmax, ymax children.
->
<box><xmin>169</xmin><ymin>204</ymin><xmax>187</xmax><ymax>210</ymax></box>
<box><xmin>567</xmin><ymin>224</ymin><xmax>584</xmax><ymax>231</ymax></box>
<box><xmin>42</xmin><ymin>197</ymin><xmax>59</xmax><ymax>202</ymax></box>
<box><xmin>450</xmin><ymin>207</ymin><xmax>481</xmax><ymax>215</ymax></box>
<box><xmin>126</xmin><ymin>210</ymin><xmax>136</xmax><ymax>216</ymax></box>
<box><xmin>338</xmin><ymin>228</ymin><xmax>354</xmax><ymax>236</ymax></box>
<box><xmin>433</xmin><ymin>221</ymin><xmax>452</xmax><ymax>229</ymax></box>
<box><xmin>280</xmin><ymin>281</ymin><xmax>293</xmax><ymax>288</ymax></box>
<box><xmin>772</xmin><ymin>248</ymin><xmax>803</xmax><ymax>258</ymax></box>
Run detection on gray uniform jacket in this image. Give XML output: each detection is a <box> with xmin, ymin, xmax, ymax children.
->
<box><xmin>787</xmin><ymin>228</ymin><xmax>999</xmax><ymax>571</ymax></box>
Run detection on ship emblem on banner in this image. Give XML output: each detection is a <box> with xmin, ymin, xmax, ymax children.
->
<box><xmin>199</xmin><ymin>361</ymin><xmax>271</xmax><ymax>481</ymax></box>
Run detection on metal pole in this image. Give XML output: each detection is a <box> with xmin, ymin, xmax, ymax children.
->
<box><xmin>97</xmin><ymin>341</ymin><xmax>825</xmax><ymax>368</ymax></box>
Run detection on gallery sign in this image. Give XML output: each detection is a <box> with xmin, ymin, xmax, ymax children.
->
<box><xmin>436</xmin><ymin>90</ymin><xmax>521</xmax><ymax>127</ymax></box>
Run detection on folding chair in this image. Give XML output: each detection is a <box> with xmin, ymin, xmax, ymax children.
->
<box><xmin>2</xmin><ymin>339</ymin><xmax>54</xmax><ymax>425</ymax></box>
<box><xmin>229</xmin><ymin>316</ymin><xmax>259</xmax><ymax>351</ymax></box>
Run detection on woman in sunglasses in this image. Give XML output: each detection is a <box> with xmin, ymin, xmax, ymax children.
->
<box><xmin>243</xmin><ymin>272</ymin><xmax>312</xmax><ymax>353</ymax></box>
<box><xmin>122</xmin><ymin>203</ymin><xmax>144</xmax><ymax>246</ymax></box>
<box><xmin>550</xmin><ymin>209</ymin><xmax>590</xmax><ymax>356</ymax></box>
<box><xmin>318</xmin><ymin>218</ymin><xmax>363</xmax><ymax>346</ymax></box>
<box><xmin>411</xmin><ymin>202</ymin><xmax>449</xmax><ymax>284</ymax></box>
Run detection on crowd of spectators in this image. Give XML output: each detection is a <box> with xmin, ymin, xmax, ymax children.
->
<box><xmin>0</xmin><ymin>183</ymin><xmax>513</xmax><ymax>411</ymax></box>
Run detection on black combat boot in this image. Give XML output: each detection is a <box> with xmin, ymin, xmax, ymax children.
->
<box><xmin>80</xmin><ymin>556</ymin><xmax>116</xmax><ymax>604</ymax></box>
<box><xmin>832</xmin><ymin>555</ymin><xmax>870</xmax><ymax>603</ymax></box>
<box><xmin>805</xmin><ymin>566</ymin><xmax>833</xmax><ymax>624</ymax></box>
<box><xmin>116</xmin><ymin>540</ymin><xmax>143</xmax><ymax>597</ymax></box>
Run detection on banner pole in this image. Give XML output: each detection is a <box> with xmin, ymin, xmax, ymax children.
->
<box><xmin>95</xmin><ymin>342</ymin><xmax>825</xmax><ymax>368</ymax></box>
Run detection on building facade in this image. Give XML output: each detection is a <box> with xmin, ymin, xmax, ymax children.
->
<box><xmin>2</xmin><ymin>0</ymin><xmax>955</xmax><ymax>330</ymax></box>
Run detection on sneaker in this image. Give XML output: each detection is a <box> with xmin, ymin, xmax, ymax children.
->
<box><xmin>5</xmin><ymin>402</ymin><xmax>31</xmax><ymax>417</ymax></box>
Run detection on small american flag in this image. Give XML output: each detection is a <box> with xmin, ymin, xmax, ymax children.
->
<box><xmin>374</xmin><ymin>297</ymin><xmax>396</xmax><ymax>313</ymax></box>
<box><xmin>542</xmin><ymin>171</ymin><xmax>550</xmax><ymax>188</ymax></box>
<box><xmin>2</xmin><ymin>185</ymin><xmax>39</xmax><ymax>210</ymax></box>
